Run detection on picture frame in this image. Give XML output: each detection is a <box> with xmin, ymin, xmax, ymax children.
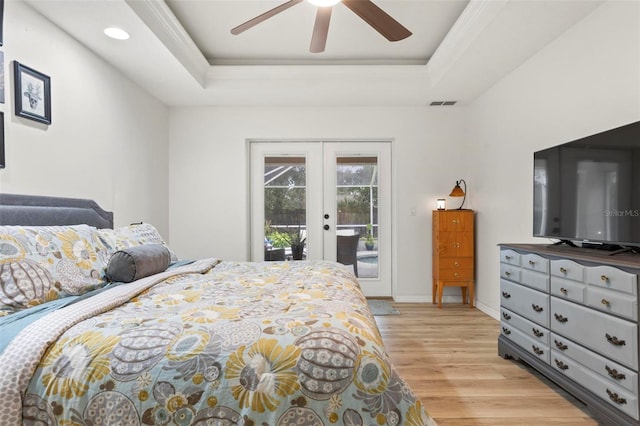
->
<box><xmin>0</xmin><ymin>112</ymin><xmax>5</xmax><ymax>169</ymax></box>
<box><xmin>14</xmin><ymin>61</ymin><xmax>51</xmax><ymax>125</ymax></box>
<box><xmin>0</xmin><ymin>0</ymin><xmax>4</xmax><ymax>47</ymax></box>
<box><xmin>0</xmin><ymin>51</ymin><xmax>4</xmax><ymax>104</ymax></box>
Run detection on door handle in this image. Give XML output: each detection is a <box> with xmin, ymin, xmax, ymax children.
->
<box><xmin>324</xmin><ymin>224</ymin><xmax>330</xmax><ymax>230</ymax></box>
<box><xmin>324</xmin><ymin>214</ymin><xmax>330</xmax><ymax>219</ymax></box>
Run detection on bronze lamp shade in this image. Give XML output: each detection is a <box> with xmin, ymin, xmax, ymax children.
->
<box><xmin>449</xmin><ymin>179</ymin><xmax>467</xmax><ymax>209</ymax></box>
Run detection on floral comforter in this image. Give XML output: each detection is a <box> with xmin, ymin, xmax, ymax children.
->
<box><xmin>1</xmin><ymin>259</ymin><xmax>435</xmax><ymax>426</ymax></box>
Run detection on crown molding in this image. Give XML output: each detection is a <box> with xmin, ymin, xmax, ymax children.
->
<box><xmin>206</xmin><ymin>64</ymin><xmax>429</xmax><ymax>81</ymax></box>
<box><xmin>125</xmin><ymin>0</ymin><xmax>209</xmax><ymax>87</ymax></box>
<box><xmin>426</xmin><ymin>0</ymin><xmax>509</xmax><ymax>88</ymax></box>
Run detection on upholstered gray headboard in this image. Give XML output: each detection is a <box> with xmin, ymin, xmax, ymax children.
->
<box><xmin>0</xmin><ymin>193</ymin><xmax>114</xmax><ymax>228</ymax></box>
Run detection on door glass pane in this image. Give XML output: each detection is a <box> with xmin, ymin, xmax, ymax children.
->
<box><xmin>336</xmin><ymin>156</ymin><xmax>378</xmax><ymax>278</ymax></box>
<box><xmin>264</xmin><ymin>157</ymin><xmax>306</xmax><ymax>261</ymax></box>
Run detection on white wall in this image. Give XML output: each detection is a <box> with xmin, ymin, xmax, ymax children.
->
<box><xmin>169</xmin><ymin>106</ymin><xmax>468</xmax><ymax>299</ymax></box>
<box><xmin>0</xmin><ymin>2</ymin><xmax>170</xmax><ymax>231</ymax></box>
<box><xmin>467</xmin><ymin>1</ymin><xmax>640</xmax><ymax>317</ymax></box>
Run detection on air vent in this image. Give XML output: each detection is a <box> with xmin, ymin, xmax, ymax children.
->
<box><xmin>430</xmin><ymin>101</ymin><xmax>457</xmax><ymax>106</ymax></box>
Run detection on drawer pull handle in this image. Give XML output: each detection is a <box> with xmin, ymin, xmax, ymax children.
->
<box><xmin>454</xmin><ymin>261</ymin><xmax>459</xmax><ymax>267</ymax></box>
<box><xmin>554</xmin><ymin>313</ymin><xmax>568</xmax><ymax>323</ymax></box>
<box><xmin>454</xmin><ymin>272</ymin><xmax>459</xmax><ymax>278</ymax></box>
<box><xmin>504</xmin><ymin>271</ymin><xmax>511</xmax><ymax>277</ymax></box>
<box><xmin>559</xmin><ymin>267</ymin><xmax>567</xmax><ymax>274</ymax></box>
<box><xmin>606</xmin><ymin>333</ymin><xmax>626</xmax><ymax>346</ymax></box>
<box><xmin>502</xmin><ymin>292</ymin><xmax>511</xmax><ymax>299</ymax></box>
<box><xmin>605</xmin><ymin>366</ymin><xmax>627</xmax><ymax>381</ymax></box>
<box><xmin>531</xmin><ymin>304</ymin><xmax>544</xmax><ymax>313</ymax></box>
<box><xmin>502</xmin><ymin>327</ymin><xmax>511</xmax><ymax>335</ymax></box>
<box><xmin>502</xmin><ymin>312</ymin><xmax>511</xmax><ymax>320</ymax></box>
<box><xmin>532</xmin><ymin>328</ymin><xmax>543</xmax><ymax>337</ymax></box>
<box><xmin>606</xmin><ymin>389</ymin><xmax>627</xmax><ymax>405</ymax></box>
<box><xmin>601</xmin><ymin>298</ymin><xmax>610</xmax><ymax>306</ymax></box>
<box><xmin>532</xmin><ymin>345</ymin><xmax>544</xmax><ymax>356</ymax></box>
<box><xmin>505</xmin><ymin>255</ymin><xmax>512</xmax><ymax>260</ymax></box>
<box><xmin>560</xmin><ymin>287</ymin><xmax>568</xmax><ymax>294</ymax></box>
<box><xmin>554</xmin><ymin>339</ymin><xmax>568</xmax><ymax>351</ymax></box>
<box><xmin>528</xmin><ymin>260</ymin><xmax>535</xmax><ymax>266</ymax></box>
<box><xmin>554</xmin><ymin>359</ymin><xmax>569</xmax><ymax>370</ymax></box>
<box><xmin>601</xmin><ymin>274</ymin><xmax>609</xmax><ymax>283</ymax></box>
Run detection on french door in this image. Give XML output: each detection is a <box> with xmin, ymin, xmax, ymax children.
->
<box><xmin>250</xmin><ymin>141</ymin><xmax>392</xmax><ymax>297</ymax></box>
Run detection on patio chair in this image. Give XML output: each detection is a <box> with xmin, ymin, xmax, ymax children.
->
<box><xmin>265</xmin><ymin>247</ymin><xmax>285</xmax><ymax>261</ymax></box>
<box><xmin>337</xmin><ymin>234</ymin><xmax>359</xmax><ymax>277</ymax></box>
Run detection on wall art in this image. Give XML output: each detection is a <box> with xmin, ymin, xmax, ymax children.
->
<box><xmin>14</xmin><ymin>61</ymin><xmax>51</xmax><ymax>124</ymax></box>
<box><xmin>0</xmin><ymin>0</ymin><xmax>4</xmax><ymax>47</ymax></box>
<box><xmin>0</xmin><ymin>112</ymin><xmax>5</xmax><ymax>169</ymax></box>
<box><xmin>0</xmin><ymin>51</ymin><xmax>4</xmax><ymax>103</ymax></box>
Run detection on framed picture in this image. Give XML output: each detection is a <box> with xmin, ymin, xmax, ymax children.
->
<box><xmin>0</xmin><ymin>0</ymin><xmax>4</xmax><ymax>47</ymax></box>
<box><xmin>0</xmin><ymin>112</ymin><xmax>5</xmax><ymax>169</ymax></box>
<box><xmin>14</xmin><ymin>61</ymin><xmax>51</xmax><ymax>125</ymax></box>
<box><xmin>0</xmin><ymin>51</ymin><xmax>4</xmax><ymax>103</ymax></box>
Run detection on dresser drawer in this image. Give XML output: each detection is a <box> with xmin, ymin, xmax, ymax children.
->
<box><xmin>550</xmin><ymin>332</ymin><xmax>637</xmax><ymax>394</ymax></box>
<box><xmin>551</xmin><ymin>350</ymin><xmax>639</xmax><ymax>420</ymax></box>
<box><xmin>500</xmin><ymin>263</ymin><xmax>521</xmax><ymax>283</ymax></box>
<box><xmin>501</xmin><ymin>280</ymin><xmax>549</xmax><ymax>327</ymax></box>
<box><xmin>438</xmin><ymin>268</ymin><xmax>473</xmax><ymax>281</ymax></box>
<box><xmin>586</xmin><ymin>265</ymin><xmax>638</xmax><ymax>295</ymax></box>
<box><xmin>501</xmin><ymin>308</ymin><xmax>549</xmax><ymax>345</ymax></box>
<box><xmin>522</xmin><ymin>253</ymin><xmax>549</xmax><ymax>274</ymax></box>
<box><xmin>500</xmin><ymin>249</ymin><xmax>521</xmax><ymax>266</ymax></box>
<box><xmin>522</xmin><ymin>269</ymin><xmax>550</xmax><ymax>293</ymax></box>
<box><xmin>550</xmin><ymin>259</ymin><xmax>584</xmax><ymax>282</ymax></box>
<box><xmin>551</xmin><ymin>297</ymin><xmax>638</xmax><ymax>370</ymax></box>
<box><xmin>550</xmin><ymin>277</ymin><xmax>585</xmax><ymax>304</ymax></box>
<box><xmin>501</xmin><ymin>323</ymin><xmax>549</xmax><ymax>364</ymax></box>
<box><xmin>438</xmin><ymin>257</ymin><xmax>473</xmax><ymax>269</ymax></box>
<box><xmin>498</xmin><ymin>245</ymin><xmax>640</xmax><ymax>424</ymax></box>
<box><xmin>586</xmin><ymin>286</ymin><xmax>638</xmax><ymax>321</ymax></box>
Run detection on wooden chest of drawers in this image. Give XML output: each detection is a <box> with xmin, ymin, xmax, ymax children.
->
<box><xmin>432</xmin><ymin>210</ymin><xmax>475</xmax><ymax>308</ymax></box>
<box><xmin>499</xmin><ymin>244</ymin><xmax>640</xmax><ymax>425</ymax></box>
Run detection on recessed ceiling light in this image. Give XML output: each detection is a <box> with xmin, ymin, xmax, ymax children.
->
<box><xmin>104</xmin><ymin>27</ymin><xmax>130</xmax><ymax>40</ymax></box>
<box><xmin>307</xmin><ymin>0</ymin><xmax>341</xmax><ymax>6</ymax></box>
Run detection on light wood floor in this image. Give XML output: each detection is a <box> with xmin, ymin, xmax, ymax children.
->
<box><xmin>375</xmin><ymin>302</ymin><xmax>598</xmax><ymax>425</ymax></box>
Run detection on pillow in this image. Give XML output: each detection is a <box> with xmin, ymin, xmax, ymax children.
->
<box><xmin>98</xmin><ymin>223</ymin><xmax>178</xmax><ymax>262</ymax></box>
<box><xmin>0</xmin><ymin>224</ymin><xmax>112</xmax><ymax>316</ymax></box>
<box><xmin>106</xmin><ymin>244</ymin><xmax>171</xmax><ymax>283</ymax></box>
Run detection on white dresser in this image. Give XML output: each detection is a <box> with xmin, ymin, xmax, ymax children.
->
<box><xmin>499</xmin><ymin>244</ymin><xmax>640</xmax><ymax>425</ymax></box>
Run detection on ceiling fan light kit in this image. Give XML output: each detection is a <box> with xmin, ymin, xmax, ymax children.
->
<box><xmin>231</xmin><ymin>0</ymin><xmax>412</xmax><ymax>53</ymax></box>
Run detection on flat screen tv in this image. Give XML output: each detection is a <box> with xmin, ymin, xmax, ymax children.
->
<box><xmin>533</xmin><ymin>120</ymin><xmax>640</xmax><ymax>249</ymax></box>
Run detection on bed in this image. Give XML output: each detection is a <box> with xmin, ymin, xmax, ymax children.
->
<box><xmin>0</xmin><ymin>194</ymin><xmax>436</xmax><ymax>426</ymax></box>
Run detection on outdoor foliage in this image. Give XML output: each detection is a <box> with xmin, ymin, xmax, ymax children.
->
<box><xmin>264</xmin><ymin>163</ymin><xmax>378</xmax><ymax>237</ymax></box>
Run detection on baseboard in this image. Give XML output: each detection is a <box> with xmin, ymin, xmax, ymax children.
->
<box><xmin>393</xmin><ymin>295</ymin><xmax>431</xmax><ymax>303</ymax></box>
<box><xmin>474</xmin><ymin>299</ymin><xmax>499</xmax><ymax>320</ymax></box>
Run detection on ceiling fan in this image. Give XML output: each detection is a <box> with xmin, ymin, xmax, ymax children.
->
<box><xmin>231</xmin><ymin>0</ymin><xmax>412</xmax><ymax>53</ymax></box>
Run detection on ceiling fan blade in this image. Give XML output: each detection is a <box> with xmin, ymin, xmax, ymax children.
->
<box><xmin>310</xmin><ymin>7</ymin><xmax>332</xmax><ymax>53</ymax></box>
<box><xmin>342</xmin><ymin>0</ymin><xmax>412</xmax><ymax>41</ymax></box>
<box><xmin>231</xmin><ymin>0</ymin><xmax>303</xmax><ymax>35</ymax></box>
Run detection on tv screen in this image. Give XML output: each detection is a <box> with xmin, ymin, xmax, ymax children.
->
<box><xmin>533</xmin><ymin>120</ymin><xmax>640</xmax><ymax>248</ymax></box>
